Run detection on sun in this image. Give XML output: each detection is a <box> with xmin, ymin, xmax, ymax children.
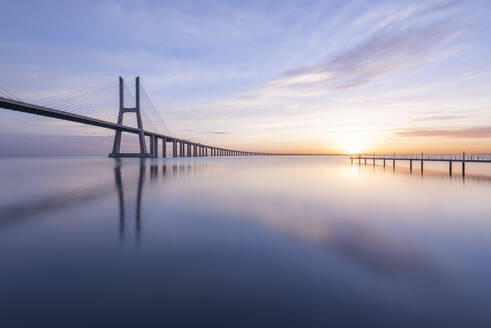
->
<box><xmin>346</xmin><ymin>144</ymin><xmax>362</xmax><ymax>155</ymax></box>
<box><xmin>335</xmin><ymin>132</ymin><xmax>370</xmax><ymax>155</ymax></box>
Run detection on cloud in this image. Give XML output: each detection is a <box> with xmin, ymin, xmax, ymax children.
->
<box><xmin>397</xmin><ymin>126</ymin><xmax>491</xmax><ymax>138</ymax></box>
<box><xmin>409</xmin><ymin>114</ymin><xmax>470</xmax><ymax>123</ymax></box>
<box><xmin>207</xmin><ymin>131</ymin><xmax>231</xmax><ymax>135</ymax></box>
<box><xmin>181</xmin><ymin>128</ymin><xmax>231</xmax><ymax>135</ymax></box>
<box><xmin>267</xmin><ymin>1</ymin><xmax>460</xmax><ymax>94</ymax></box>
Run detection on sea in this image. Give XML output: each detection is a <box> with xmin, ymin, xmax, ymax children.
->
<box><xmin>1</xmin><ymin>156</ymin><xmax>490</xmax><ymax>327</ymax></box>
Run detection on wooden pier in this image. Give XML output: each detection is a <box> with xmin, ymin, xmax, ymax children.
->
<box><xmin>350</xmin><ymin>152</ymin><xmax>491</xmax><ymax>177</ymax></box>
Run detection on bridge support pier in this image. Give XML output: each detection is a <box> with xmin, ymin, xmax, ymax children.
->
<box><xmin>162</xmin><ymin>138</ymin><xmax>166</xmax><ymax>158</ymax></box>
<box><xmin>109</xmin><ymin>76</ymin><xmax>150</xmax><ymax>158</ymax></box>
<box><xmin>149</xmin><ymin>135</ymin><xmax>154</xmax><ymax>157</ymax></box>
<box><xmin>154</xmin><ymin>136</ymin><xmax>158</xmax><ymax>157</ymax></box>
<box><xmin>173</xmin><ymin>141</ymin><xmax>177</xmax><ymax>158</ymax></box>
<box><xmin>149</xmin><ymin>134</ymin><xmax>158</xmax><ymax>158</ymax></box>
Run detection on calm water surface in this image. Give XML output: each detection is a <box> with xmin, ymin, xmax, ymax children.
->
<box><xmin>1</xmin><ymin>156</ymin><xmax>491</xmax><ymax>327</ymax></box>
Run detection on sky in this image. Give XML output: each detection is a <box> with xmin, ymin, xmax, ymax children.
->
<box><xmin>1</xmin><ymin>0</ymin><xmax>491</xmax><ymax>154</ymax></box>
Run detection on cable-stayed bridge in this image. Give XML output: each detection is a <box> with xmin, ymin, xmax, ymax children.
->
<box><xmin>0</xmin><ymin>77</ymin><xmax>276</xmax><ymax>158</ymax></box>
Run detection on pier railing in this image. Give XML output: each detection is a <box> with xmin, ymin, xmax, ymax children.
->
<box><xmin>350</xmin><ymin>152</ymin><xmax>491</xmax><ymax>176</ymax></box>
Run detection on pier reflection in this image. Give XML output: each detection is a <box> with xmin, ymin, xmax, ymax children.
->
<box><xmin>351</xmin><ymin>158</ymin><xmax>491</xmax><ymax>184</ymax></box>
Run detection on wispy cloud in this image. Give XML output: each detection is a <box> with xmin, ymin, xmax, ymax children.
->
<box><xmin>410</xmin><ymin>114</ymin><xmax>470</xmax><ymax>123</ymax></box>
<box><xmin>398</xmin><ymin>126</ymin><xmax>491</xmax><ymax>138</ymax></box>
<box><xmin>207</xmin><ymin>131</ymin><xmax>231</xmax><ymax>135</ymax></box>
<box><xmin>266</xmin><ymin>1</ymin><xmax>460</xmax><ymax>95</ymax></box>
<box><xmin>182</xmin><ymin>128</ymin><xmax>231</xmax><ymax>135</ymax></box>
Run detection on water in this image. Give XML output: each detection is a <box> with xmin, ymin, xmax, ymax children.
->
<box><xmin>1</xmin><ymin>156</ymin><xmax>491</xmax><ymax>327</ymax></box>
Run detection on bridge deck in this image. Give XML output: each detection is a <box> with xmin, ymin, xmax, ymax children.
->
<box><xmin>1</xmin><ymin>96</ymin><xmax>189</xmax><ymax>144</ymax></box>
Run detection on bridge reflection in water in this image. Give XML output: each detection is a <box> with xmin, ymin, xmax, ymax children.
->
<box><xmin>1</xmin><ymin>157</ymin><xmax>491</xmax><ymax>327</ymax></box>
<box><xmin>112</xmin><ymin>159</ymin><xmax>208</xmax><ymax>245</ymax></box>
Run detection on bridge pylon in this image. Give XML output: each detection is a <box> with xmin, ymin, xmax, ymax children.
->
<box><xmin>109</xmin><ymin>76</ymin><xmax>150</xmax><ymax>158</ymax></box>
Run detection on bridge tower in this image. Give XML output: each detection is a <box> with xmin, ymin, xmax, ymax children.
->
<box><xmin>109</xmin><ymin>77</ymin><xmax>150</xmax><ymax>158</ymax></box>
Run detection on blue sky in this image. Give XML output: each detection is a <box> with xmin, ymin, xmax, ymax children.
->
<box><xmin>1</xmin><ymin>0</ymin><xmax>491</xmax><ymax>153</ymax></box>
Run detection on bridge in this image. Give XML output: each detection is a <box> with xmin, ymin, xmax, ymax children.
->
<box><xmin>0</xmin><ymin>77</ymin><xmax>278</xmax><ymax>158</ymax></box>
<box><xmin>352</xmin><ymin>153</ymin><xmax>491</xmax><ymax>177</ymax></box>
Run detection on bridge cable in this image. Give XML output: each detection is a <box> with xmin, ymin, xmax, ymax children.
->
<box><xmin>0</xmin><ymin>85</ymin><xmax>22</xmax><ymax>102</ymax></box>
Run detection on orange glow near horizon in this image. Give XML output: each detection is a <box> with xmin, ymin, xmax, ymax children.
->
<box><xmin>332</xmin><ymin>132</ymin><xmax>376</xmax><ymax>155</ymax></box>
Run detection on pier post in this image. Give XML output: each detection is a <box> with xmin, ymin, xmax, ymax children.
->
<box><xmin>421</xmin><ymin>152</ymin><xmax>424</xmax><ymax>174</ymax></box>
<box><xmin>173</xmin><ymin>140</ymin><xmax>177</xmax><ymax>157</ymax></box>
<box><xmin>373</xmin><ymin>158</ymin><xmax>375</xmax><ymax>165</ymax></box>
<box><xmin>364</xmin><ymin>158</ymin><xmax>366</xmax><ymax>165</ymax></box>
<box><xmin>383</xmin><ymin>158</ymin><xmax>385</xmax><ymax>167</ymax></box>
<box><xmin>462</xmin><ymin>151</ymin><xmax>465</xmax><ymax>177</ymax></box>
<box><xmin>449</xmin><ymin>160</ymin><xmax>452</xmax><ymax>176</ymax></box>
<box><xmin>162</xmin><ymin>138</ymin><xmax>166</xmax><ymax>158</ymax></box>
<box><xmin>409</xmin><ymin>159</ymin><xmax>412</xmax><ymax>172</ymax></box>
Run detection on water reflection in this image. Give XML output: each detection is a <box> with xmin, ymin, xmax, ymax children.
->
<box><xmin>112</xmin><ymin>159</ymin><xmax>209</xmax><ymax>245</ymax></box>
<box><xmin>352</xmin><ymin>158</ymin><xmax>491</xmax><ymax>184</ymax></box>
<box><xmin>1</xmin><ymin>157</ymin><xmax>491</xmax><ymax>327</ymax></box>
